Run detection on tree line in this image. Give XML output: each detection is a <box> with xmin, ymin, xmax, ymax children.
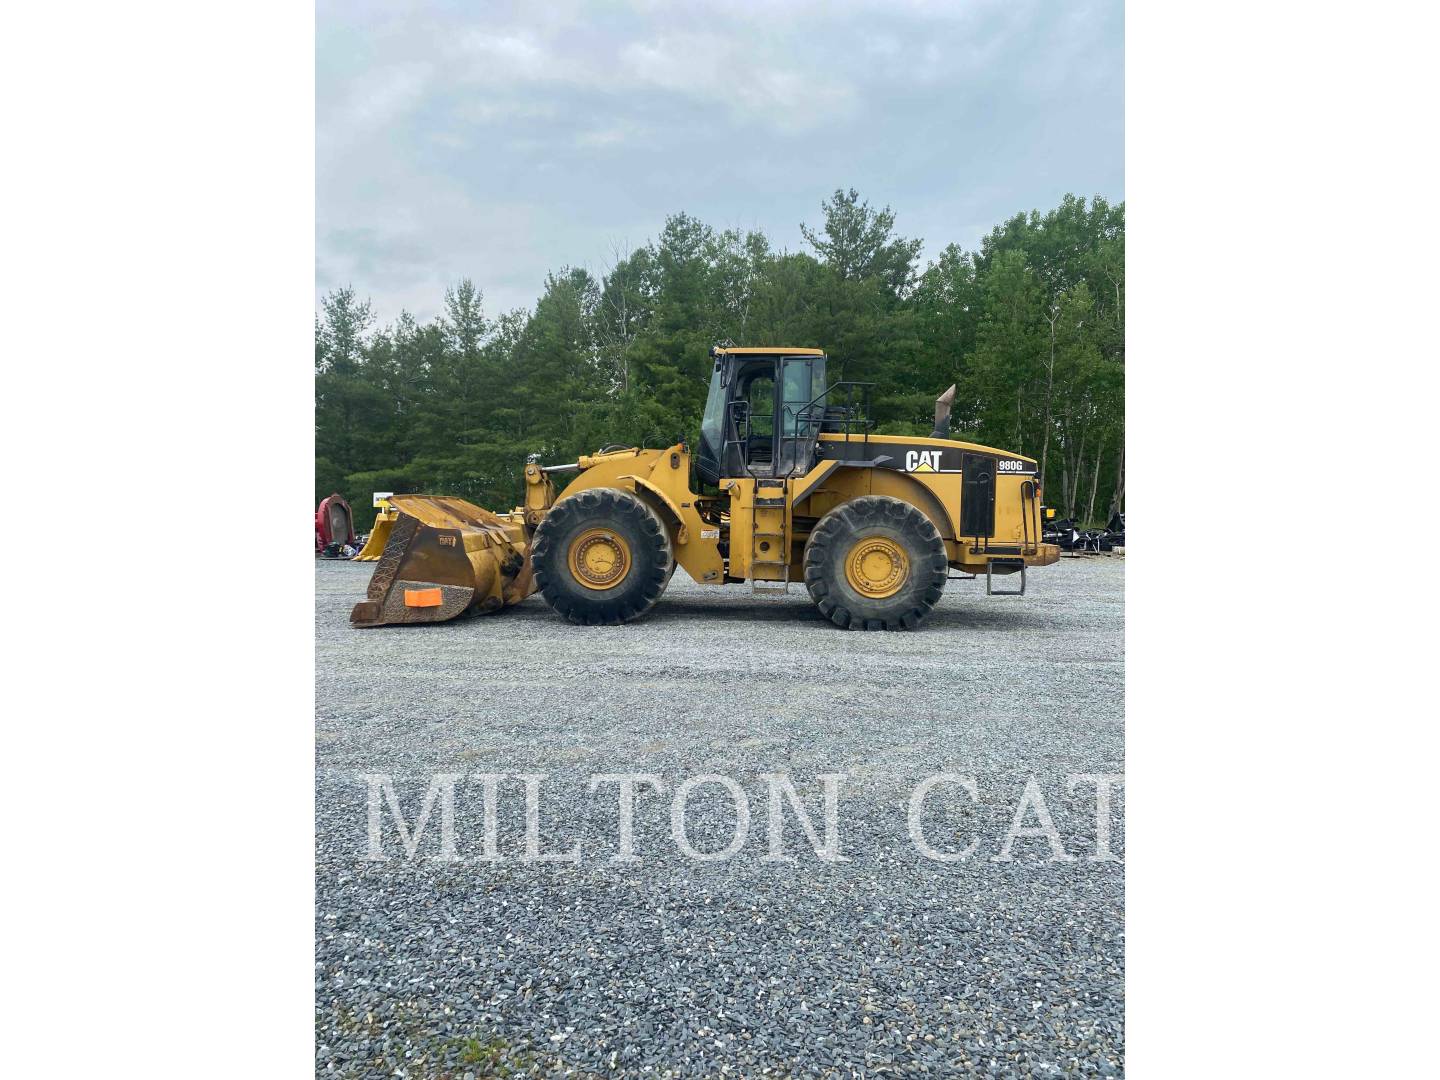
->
<box><xmin>316</xmin><ymin>190</ymin><xmax>1124</xmax><ymax>530</ymax></box>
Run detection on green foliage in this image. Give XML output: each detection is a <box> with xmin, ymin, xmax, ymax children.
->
<box><xmin>316</xmin><ymin>193</ymin><xmax>1125</xmax><ymax>527</ymax></box>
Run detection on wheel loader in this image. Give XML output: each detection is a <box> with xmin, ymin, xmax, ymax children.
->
<box><xmin>350</xmin><ymin>346</ymin><xmax>1059</xmax><ymax>631</ymax></box>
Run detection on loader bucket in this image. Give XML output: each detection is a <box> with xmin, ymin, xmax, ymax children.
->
<box><xmin>349</xmin><ymin>495</ymin><xmax>536</xmax><ymax>628</ymax></box>
<box><xmin>352</xmin><ymin>506</ymin><xmax>397</xmax><ymax>562</ymax></box>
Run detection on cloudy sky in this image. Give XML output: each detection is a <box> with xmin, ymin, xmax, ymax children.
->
<box><xmin>317</xmin><ymin>0</ymin><xmax>1123</xmax><ymax>325</ymax></box>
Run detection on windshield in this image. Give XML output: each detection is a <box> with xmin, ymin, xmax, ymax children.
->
<box><xmin>696</xmin><ymin>363</ymin><xmax>727</xmax><ymax>484</ymax></box>
<box><xmin>700</xmin><ymin>364</ymin><xmax>726</xmax><ymax>448</ymax></box>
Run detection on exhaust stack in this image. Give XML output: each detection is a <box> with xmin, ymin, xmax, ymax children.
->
<box><xmin>930</xmin><ymin>384</ymin><xmax>956</xmax><ymax>440</ymax></box>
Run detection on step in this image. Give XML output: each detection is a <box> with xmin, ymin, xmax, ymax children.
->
<box><xmin>752</xmin><ymin>580</ymin><xmax>790</xmax><ymax>594</ymax></box>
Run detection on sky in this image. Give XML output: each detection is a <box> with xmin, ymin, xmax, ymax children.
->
<box><xmin>317</xmin><ymin>0</ymin><xmax>1123</xmax><ymax>326</ymax></box>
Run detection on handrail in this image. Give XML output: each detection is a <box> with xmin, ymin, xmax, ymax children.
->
<box><xmin>726</xmin><ymin>379</ymin><xmax>876</xmax><ymax>479</ymax></box>
<box><xmin>723</xmin><ymin>399</ymin><xmax>776</xmax><ymax>479</ymax></box>
<box><xmin>781</xmin><ymin>383</ymin><xmax>873</xmax><ymax>430</ymax></box>
<box><xmin>1021</xmin><ymin>480</ymin><xmax>1034</xmax><ymax>554</ymax></box>
<box><xmin>781</xmin><ymin>380</ymin><xmax>874</xmax><ymax>458</ymax></box>
<box><xmin>783</xmin><ymin>380</ymin><xmax>874</xmax><ymax>430</ymax></box>
<box><xmin>796</xmin><ymin>378</ymin><xmax>875</xmax><ymax>417</ymax></box>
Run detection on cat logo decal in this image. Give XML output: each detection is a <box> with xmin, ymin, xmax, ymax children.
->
<box><xmin>905</xmin><ymin>449</ymin><xmax>943</xmax><ymax>473</ymax></box>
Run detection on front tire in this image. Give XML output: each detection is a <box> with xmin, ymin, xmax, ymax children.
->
<box><xmin>803</xmin><ymin>496</ymin><xmax>947</xmax><ymax>630</ymax></box>
<box><xmin>532</xmin><ymin>488</ymin><xmax>673</xmax><ymax>625</ymax></box>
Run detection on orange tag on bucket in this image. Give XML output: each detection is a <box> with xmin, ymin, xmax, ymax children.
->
<box><xmin>403</xmin><ymin>588</ymin><xmax>443</xmax><ymax>608</ymax></box>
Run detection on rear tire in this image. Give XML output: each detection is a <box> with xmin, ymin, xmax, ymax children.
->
<box><xmin>532</xmin><ymin>488</ymin><xmax>673</xmax><ymax>625</ymax></box>
<box><xmin>803</xmin><ymin>496</ymin><xmax>947</xmax><ymax>630</ymax></box>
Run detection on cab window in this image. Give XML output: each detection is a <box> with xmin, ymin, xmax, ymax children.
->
<box><xmin>746</xmin><ymin>372</ymin><xmax>775</xmax><ymax>436</ymax></box>
<box><xmin>781</xmin><ymin>358</ymin><xmax>815</xmax><ymax>436</ymax></box>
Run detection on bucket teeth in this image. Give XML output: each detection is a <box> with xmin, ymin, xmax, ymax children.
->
<box><xmin>349</xmin><ymin>495</ymin><xmax>536</xmax><ymax>627</ymax></box>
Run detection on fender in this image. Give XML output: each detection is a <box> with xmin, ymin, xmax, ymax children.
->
<box><xmin>845</xmin><ymin>465</ymin><xmax>957</xmax><ymax>540</ymax></box>
<box><xmin>618</xmin><ymin>474</ymin><xmax>690</xmax><ymax>545</ymax></box>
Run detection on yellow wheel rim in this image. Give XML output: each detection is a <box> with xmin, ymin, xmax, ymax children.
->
<box><xmin>845</xmin><ymin>536</ymin><xmax>910</xmax><ymax>599</ymax></box>
<box><xmin>567</xmin><ymin>528</ymin><xmax>631</xmax><ymax>590</ymax></box>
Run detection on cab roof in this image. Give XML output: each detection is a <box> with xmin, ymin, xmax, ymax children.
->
<box><xmin>712</xmin><ymin>346</ymin><xmax>826</xmax><ymax>357</ymax></box>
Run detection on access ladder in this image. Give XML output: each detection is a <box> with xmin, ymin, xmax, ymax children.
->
<box><xmin>750</xmin><ymin>478</ymin><xmax>790</xmax><ymax>595</ymax></box>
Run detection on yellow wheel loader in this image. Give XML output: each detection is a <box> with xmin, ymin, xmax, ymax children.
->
<box><xmin>351</xmin><ymin>346</ymin><xmax>1059</xmax><ymax>631</ymax></box>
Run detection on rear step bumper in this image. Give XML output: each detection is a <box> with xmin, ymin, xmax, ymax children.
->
<box><xmin>958</xmin><ymin>542</ymin><xmax>1061</xmax><ymax>569</ymax></box>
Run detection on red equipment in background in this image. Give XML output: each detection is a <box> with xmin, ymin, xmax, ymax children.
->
<box><xmin>315</xmin><ymin>493</ymin><xmax>355</xmax><ymax>553</ymax></box>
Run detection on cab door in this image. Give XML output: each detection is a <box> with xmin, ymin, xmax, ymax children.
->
<box><xmin>776</xmin><ymin>356</ymin><xmax>822</xmax><ymax>476</ymax></box>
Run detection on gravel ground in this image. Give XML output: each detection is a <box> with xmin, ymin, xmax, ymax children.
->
<box><xmin>316</xmin><ymin>555</ymin><xmax>1124</xmax><ymax>1078</ymax></box>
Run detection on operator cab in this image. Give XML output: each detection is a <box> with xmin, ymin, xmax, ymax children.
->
<box><xmin>696</xmin><ymin>347</ymin><xmax>829</xmax><ymax>485</ymax></box>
